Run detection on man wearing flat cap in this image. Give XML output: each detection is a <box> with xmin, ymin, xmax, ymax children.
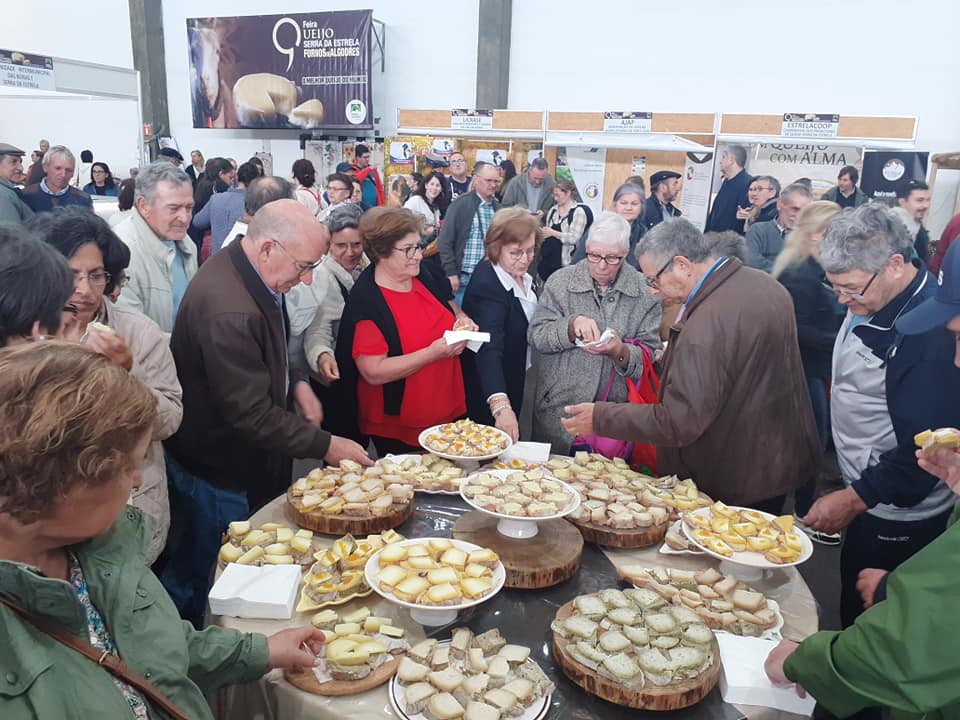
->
<box><xmin>643</xmin><ymin>170</ymin><xmax>682</xmax><ymax>231</ymax></box>
<box><xmin>0</xmin><ymin>143</ymin><xmax>35</xmax><ymax>224</ymax></box>
<box><xmin>157</xmin><ymin>146</ymin><xmax>185</xmax><ymax>165</ymax></box>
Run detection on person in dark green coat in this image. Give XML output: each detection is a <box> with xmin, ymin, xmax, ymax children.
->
<box><xmin>0</xmin><ymin>342</ymin><xmax>324</xmax><ymax>720</ymax></box>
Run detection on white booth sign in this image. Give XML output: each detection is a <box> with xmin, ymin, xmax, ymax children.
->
<box><xmin>781</xmin><ymin>113</ymin><xmax>840</xmax><ymax>139</ymax></box>
<box><xmin>0</xmin><ymin>49</ymin><xmax>55</xmax><ymax>91</ymax></box>
<box><xmin>603</xmin><ymin>111</ymin><xmax>652</xmax><ymax>133</ymax></box>
<box><xmin>451</xmin><ymin>109</ymin><xmax>493</xmax><ymax>131</ymax></box>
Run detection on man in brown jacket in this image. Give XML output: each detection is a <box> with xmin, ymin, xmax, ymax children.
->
<box><xmin>562</xmin><ymin>218</ymin><xmax>819</xmax><ymax>513</ymax></box>
<box><xmin>162</xmin><ymin>198</ymin><xmax>371</xmax><ymax>625</ymax></box>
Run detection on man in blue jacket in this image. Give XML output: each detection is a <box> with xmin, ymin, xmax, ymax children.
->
<box><xmin>803</xmin><ymin>204</ymin><xmax>960</xmax><ymax>627</ymax></box>
<box><xmin>705</xmin><ymin>144</ymin><xmax>752</xmax><ymax>234</ymax></box>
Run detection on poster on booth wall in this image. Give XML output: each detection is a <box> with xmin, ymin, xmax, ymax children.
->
<box><xmin>556</xmin><ymin>146</ymin><xmax>606</xmax><ymax>216</ymax></box>
<box><xmin>860</xmin><ymin>151</ymin><xmax>929</xmax><ymax>202</ymax></box>
<box><xmin>678</xmin><ymin>152</ymin><xmax>714</xmax><ymax>231</ymax></box>
<box><xmin>187</xmin><ymin>10</ymin><xmax>373</xmax><ymax>130</ymax></box>
<box><xmin>384</xmin><ymin>136</ymin><xmax>436</xmax><ymax>207</ymax></box>
<box><xmin>747</xmin><ymin>144</ymin><xmax>862</xmax><ymax>197</ymax></box>
<box><xmin>304</xmin><ymin>140</ymin><xmax>343</xmax><ymax>180</ymax></box>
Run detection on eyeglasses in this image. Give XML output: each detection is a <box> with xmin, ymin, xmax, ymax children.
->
<box><xmin>450</xmin><ymin>158</ymin><xmax>466</xmax><ymax>165</ymax></box>
<box><xmin>394</xmin><ymin>244</ymin><xmax>423</xmax><ymax>259</ymax></box>
<box><xmin>273</xmin><ymin>239</ymin><xmax>321</xmax><ymax>274</ymax></box>
<box><xmin>327</xmin><ymin>184</ymin><xmax>349</xmax><ymax>193</ymax></box>
<box><xmin>504</xmin><ymin>247</ymin><xmax>536</xmax><ymax>261</ymax></box>
<box><xmin>73</xmin><ymin>270</ymin><xmax>112</xmax><ymax>287</ymax></box>
<box><xmin>92</xmin><ymin>169</ymin><xmax>107</xmax><ymax>175</ymax></box>
<box><xmin>644</xmin><ymin>257</ymin><xmax>675</xmax><ymax>288</ymax></box>
<box><xmin>833</xmin><ymin>271</ymin><xmax>879</xmax><ymax>301</ymax></box>
<box><xmin>586</xmin><ymin>252</ymin><xmax>626</xmax><ymax>266</ymax></box>
<box><xmin>749</xmin><ymin>185</ymin><xmax>772</xmax><ymax>193</ymax></box>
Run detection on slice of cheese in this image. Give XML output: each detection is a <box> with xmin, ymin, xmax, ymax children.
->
<box><xmin>233</xmin><ymin>73</ymin><xmax>297</xmax><ymax>126</ymax></box>
<box><xmin>289</xmin><ymin>99</ymin><xmax>325</xmax><ymax>128</ymax></box>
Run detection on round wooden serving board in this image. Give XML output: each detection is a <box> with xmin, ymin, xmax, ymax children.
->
<box><xmin>286</xmin><ymin>489</ymin><xmax>413</xmax><ymax>536</ymax></box>
<box><xmin>452</xmin><ymin>510</ymin><xmax>583</xmax><ymax>589</ymax></box>
<box><xmin>567</xmin><ymin>517</ymin><xmax>669</xmax><ymax>549</ymax></box>
<box><xmin>551</xmin><ymin>601</ymin><xmax>720</xmax><ymax>711</ymax></box>
<box><xmin>284</xmin><ymin>654</ymin><xmax>401</xmax><ymax>697</ymax></box>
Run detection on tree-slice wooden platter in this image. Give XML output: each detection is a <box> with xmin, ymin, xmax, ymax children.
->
<box><xmin>452</xmin><ymin>510</ymin><xmax>583</xmax><ymax>589</ymax></box>
<box><xmin>551</xmin><ymin>601</ymin><xmax>721</xmax><ymax>710</ymax></box>
<box><xmin>286</xmin><ymin>489</ymin><xmax>413</xmax><ymax>536</ymax></box>
<box><xmin>284</xmin><ymin>654</ymin><xmax>402</xmax><ymax>696</ymax></box>
<box><xmin>567</xmin><ymin>517</ymin><xmax>669</xmax><ymax>549</ymax></box>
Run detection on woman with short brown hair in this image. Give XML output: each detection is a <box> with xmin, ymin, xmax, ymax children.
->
<box><xmin>337</xmin><ymin>207</ymin><xmax>477</xmax><ymax>455</ymax></box>
<box><xmin>462</xmin><ymin>207</ymin><xmax>542</xmax><ymax>440</ymax></box>
<box><xmin>0</xmin><ymin>342</ymin><xmax>324</xmax><ymax>719</ymax></box>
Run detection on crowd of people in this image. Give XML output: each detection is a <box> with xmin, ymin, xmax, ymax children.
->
<box><xmin>2</xmin><ymin>135</ymin><xmax>960</xmax><ymax>718</ymax></box>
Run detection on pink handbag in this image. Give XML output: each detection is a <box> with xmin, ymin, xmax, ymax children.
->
<box><xmin>571</xmin><ymin>364</ymin><xmax>634</xmax><ymax>460</ymax></box>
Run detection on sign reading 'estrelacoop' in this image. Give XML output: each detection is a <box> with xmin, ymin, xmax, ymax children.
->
<box><xmin>781</xmin><ymin>113</ymin><xmax>840</xmax><ymax>139</ymax></box>
<box><xmin>187</xmin><ymin>10</ymin><xmax>373</xmax><ymax>130</ymax></box>
<box><xmin>0</xmin><ymin>49</ymin><xmax>55</xmax><ymax>91</ymax></box>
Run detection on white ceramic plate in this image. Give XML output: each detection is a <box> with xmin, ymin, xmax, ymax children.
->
<box><xmin>418</xmin><ymin>423</ymin><xmax>512</xmax><ymax>462</ymax></box>
<box><xmin>388</xmin><ymin>640</ymin><xmax>552</xmax><ymax>720</ymax></box>
<box><xmin>658</xmin><ymin>520</ymin><xmax>705</xmax><ymax>556</ymax></box>
<box><xmin>459</xmin><ymin>470</ymin><xmax>581</xmax><ymax>522</ymax></box>
<box><xmin>364</xmin><ymin>538</ymin><xmax>506</xmax><ymax>619</ymax></box>
<box><xmin>681</xmin><ymin>506</ymin><xmax>814</xmax><ymax>568</ymax></box>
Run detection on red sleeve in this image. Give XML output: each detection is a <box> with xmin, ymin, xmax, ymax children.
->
<box><xmin>352</xmin><ymin>319</ymin><xmax>388</xmax><ymax>358</ymax></box>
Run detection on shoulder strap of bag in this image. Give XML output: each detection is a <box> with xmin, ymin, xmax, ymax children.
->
<box><xmin>0</xmin><ymin>595</ymin><xmax>189</xmax><ymax>720</ymax></box>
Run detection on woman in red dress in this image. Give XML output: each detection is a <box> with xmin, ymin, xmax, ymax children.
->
<box><xmin>337</xmin><ymin>208</ymin><xmax>477</xmax><ymax>456</ymax></box>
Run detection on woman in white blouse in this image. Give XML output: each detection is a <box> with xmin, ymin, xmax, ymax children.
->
<box><xmin>461</xmin><ymin>208</ymin><xmax>541</xmax><ymax>441</ymax></box>
<box><xmin>403</xmin><ymin>171</ymin><xmax>446</xmax><ymax>246</ymax></box>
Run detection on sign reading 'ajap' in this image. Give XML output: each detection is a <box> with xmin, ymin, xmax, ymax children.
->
<box><xmin>0</xmin><ymin>49</ymin><xmax>55</xmax><ymax>91</ymax></box>
<box><xmin>603</xmin><ymin>111</ymin><xmax>653</xmax><ymax>133</ymax></box>
<box><xmin>451</xmin><ymin>109</ymin><xmax>494</xmax><ymax>131</ymax></box>
<box><xmin>781</xmin><ymin>113</ymin><xmax>840</xmax><ymax>139</ymax></box>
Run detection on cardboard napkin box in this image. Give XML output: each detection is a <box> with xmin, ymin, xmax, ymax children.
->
<box><xmin>717</xmin><ymin>634</ymin><xmax>816</xmax><ymax>716</ymax></box>
<box><xmin>208</xmin><ymin>563</ymin><xmax>302</xmax><ymax>620</ymax></box>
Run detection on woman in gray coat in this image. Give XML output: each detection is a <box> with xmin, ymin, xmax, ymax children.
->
<box><xmin>528</xmin><ymin>211</ymin><xmax>661</xmax><ymax>454</ymax></box>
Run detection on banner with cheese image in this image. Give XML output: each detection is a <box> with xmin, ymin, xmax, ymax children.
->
<box><xmin>187</xmin><ymin>10</ymin><xmax>372</xmax><ymax>130</ymax></box>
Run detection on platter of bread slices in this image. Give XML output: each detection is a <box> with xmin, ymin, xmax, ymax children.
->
<box><xmin>287</xmin><ymin>458</ymin><xmax>416</xmax><ymax>535</ymax></box>
<box><xmin>284</xmin><ymin>606</ymin><xmax>410</xmax><ymax>696</ymax></box>
<box><xmin>295</xmin><ymin>531</ymin><xmax>405</xmax><ymax>612</ymax></box>
<box><xmin>366</xmin><ymin>538</ymin><xmax>505</xmax><ymax>626</ymax></box>
<box><xmin>389</xmin><ymin>628</ymin><xmax>554</xmax><ymax>720</ymax></box>
<box><xmin>381</xmin><ymin>454</ymin><xmax>469</xmax><ymax>495</ymax></box>
<box><xmin>615</xmin><ymin>566</ymin><xmax>784</xmax><ymax>638</ymax></box>
<box><xmin>558</xmin><ymin>453</ymin><xmax>712</xmax><ymax>549</ymax></box>
<box><xmin>551</xmin><ymin>587</ymin><xmax>720</xmax><ymax>710</ymax></box>
<box><xmin>217</xmin><ymin>521</ymin><xmax>316</xmax><ymax>568</ymax></box>
<box><xmin>681</xmin><ymin>503</ymin><xmax>813</xmax><ymax>568</ymax></box>
<box><xmin>419</xmin><ymin>419</ymin><xmax>512</xmax><ymax>462</ymax></box>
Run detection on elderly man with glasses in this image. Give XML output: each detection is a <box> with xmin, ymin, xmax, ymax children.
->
<box><xmin>800</xmin><ymin>203</ymin><xmax>960</xmax><ymax>631</ymax></box>
<box><xmin>162</xmin><ymin>198</ymin><xmax>371</xmax><ymax>627</ymax></box>
<box><xmin>563</xmin><ymin>217</ymin><xmax>819</xmax><ymax>515</ymax></box>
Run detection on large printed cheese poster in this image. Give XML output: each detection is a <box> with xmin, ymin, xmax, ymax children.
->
<box><xmin>187</xmin><ymin>10</ymin><xmax>373</xmax><ymax>131</ymax></box>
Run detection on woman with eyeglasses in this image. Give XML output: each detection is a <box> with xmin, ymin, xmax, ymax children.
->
<box><xmin>772</xmin><ymin>201</ymin><xmax>844</xmax><ymax>542</ymax></box>
<box><xmin>573</xmin><ymin>182</ymin><xmax>645</xmax><ymax>270</ymax></box>
<box><xmin>460</xmin><ymin>208</ymin><xmax>542</xmax><ymax>441</ymax></box>
<box><xmin>82</xmin><ymin>162</ymin><xmax>119</xmax><ymax>197</ymax></box>
<box><xmin>529</xmin><ymin>211</ymin><xmax>661</xmax><ymax>454</ymax></box>
<box><xmin>29</xmin><ymin>207</ymin><xmax>183</xmax><ymax>565</ymax></box>
<box><xmin>336</xmin><ymin>207</ymin><xmax>476</xmax><ymax>456</ymax></box>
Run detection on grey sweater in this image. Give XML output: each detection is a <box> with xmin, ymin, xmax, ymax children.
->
<box><xmin>745</xmin><ymin>219</ymin><xmax>786</xmax><ymax>272</ymax></box>
<box><xmin>0</xmin><ymin>179</ymin><xmax>34</xmax><ymax>224</ymax></box>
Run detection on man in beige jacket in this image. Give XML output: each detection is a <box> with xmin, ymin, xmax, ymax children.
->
<box><xmin>114</xmin><ymin>161</ymin><xmax>198</xmax><ymax>332</ymax></box>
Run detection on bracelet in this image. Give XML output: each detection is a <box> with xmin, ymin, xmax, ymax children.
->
<box><xmin>492</xmin><ymin>405</ymin><xmax>512</xmax><ymax>418</ymax></box>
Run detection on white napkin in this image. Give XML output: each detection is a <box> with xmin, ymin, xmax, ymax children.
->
<box><xmin>716</xmin><ymin>634</ymin><xmax>816</xmax><ymax>716</ymax></box>
<box><xmin>444</xmin><ymin>329</ymin><xmax>491</xmax><ymax>353</ymax></box>
<box><xmin>208</xmin><ymin>563</ymin><xmax>302</xmax><ymax>620</ymax></box>
<box><xmin>500</xmin><ymin>441</ymin><xmax>552</xmax><ymax>463</ymax></box>
<box><xmin>575</xmin><ymin>327</ymin><xmax>616</xmax><ymax>349</ymax></box>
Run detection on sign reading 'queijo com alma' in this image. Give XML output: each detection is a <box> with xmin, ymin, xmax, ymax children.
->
<box><xmin>187</xmin><ymin>10</ymin><xmax>373</xmax><ymax>130</ymax></box>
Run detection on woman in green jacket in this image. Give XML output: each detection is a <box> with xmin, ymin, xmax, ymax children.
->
<box><xmin>0</xmin><ymin>342</ymin><xmax>324</xmax><ymax>719</ymax></box>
